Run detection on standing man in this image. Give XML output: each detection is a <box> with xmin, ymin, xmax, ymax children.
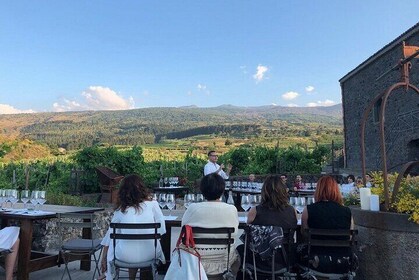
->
<box><xmin>204</xmin><ymin>150</ymin><xmax>232</xmax><ymax>179</ymax></box>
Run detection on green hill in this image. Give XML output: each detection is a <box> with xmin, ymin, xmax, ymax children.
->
<box><xmin>0</xmin><ymin>104</ymin><xmax>343</xmax><ymax>151</ymax></box>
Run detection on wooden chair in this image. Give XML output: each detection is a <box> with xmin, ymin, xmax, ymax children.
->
<box><xmin>110</xmin><ymin>222</ymin><xmax>161</xmax><ymax>280</ymax></box>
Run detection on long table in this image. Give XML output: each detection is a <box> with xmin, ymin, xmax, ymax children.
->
<box><xmin>0</xmin><ymin>204</ymin><xmax>104</xmax><ymax>280</ymax></box>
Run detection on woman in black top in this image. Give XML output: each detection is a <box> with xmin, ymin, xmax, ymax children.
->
<box><xmin>301</xmin><ymin>175</ymin><xmax>354</xmax><ymax>273</ymax></box>
<box><xmin>237</xmin><ymin>175</ymin><xmax>298</xmax><ymax>276</ymax></box>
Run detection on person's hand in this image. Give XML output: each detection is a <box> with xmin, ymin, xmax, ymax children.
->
<box><xmin>227</xmin><ymin>163</ymin><xmax>232</xmax><ymax>171</ymax></box>
<box><xmin>220</xmin><ymin>163</ymin><xmax>225</xmax><ymax>169</ymax></box>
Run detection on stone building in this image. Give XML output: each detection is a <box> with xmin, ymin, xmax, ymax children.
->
<box><xmin>340</xmin><ymin>22</ymin><xmax>419</xmax><ymax>174</ymax></box>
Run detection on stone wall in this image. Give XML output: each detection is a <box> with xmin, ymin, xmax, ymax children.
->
<box><xmin>351</xmin><ymin>207</ymin><xmax>419</xmax><ymax>280</ymax></box>
<box><xmin>33</xmin><ymin>208</ymin><xmax>114</xmax><ymax>252</ymax></box>
<box><xmin>340</xmin><ymin>27</ymin><xmax>419</xmax><ymax>173</ymax></box>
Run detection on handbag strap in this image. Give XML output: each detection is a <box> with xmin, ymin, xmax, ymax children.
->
<box><xmin>177</xmin><ymin>225</ymin><xmax>196</xmax><ymax>248</ymax></box>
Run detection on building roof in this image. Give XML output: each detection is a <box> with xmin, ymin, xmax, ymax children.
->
<box><xmin>339</xmin><ymin>22</ymin><xmax>419</xmax><ymax>83</ymax></box>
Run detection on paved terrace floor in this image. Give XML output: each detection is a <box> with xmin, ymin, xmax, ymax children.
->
<box><xmin>0</xmin><ymin>252</ymin><xmax>165</xmax><ymax>280</ymax></box>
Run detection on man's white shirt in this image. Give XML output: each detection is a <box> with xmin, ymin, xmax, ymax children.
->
<box><xmin>204</xmin><ymin>161</ymin><xmax>229</xmax><ymax>179</ymax></box>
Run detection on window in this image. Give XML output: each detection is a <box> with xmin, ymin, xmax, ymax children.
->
<box><xmin>373</xmin><ymin>98</ymin><xmax>383</xmax><ymax>123</ymax></box>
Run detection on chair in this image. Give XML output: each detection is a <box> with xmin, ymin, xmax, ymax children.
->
<box><xmin>57</xmin><ymin>213</ymin><xmax>103</xmax><ymax>280</ymax></box>
<box><xmin>298</xmin><ymin>229</ymin><xmax>358</xmax><ymax>280</ymax></box>
<box><xmin>95</xmin><ymin>166</ymin><xmax>124</xmax><ymax>204</ymax></box>
<box><xmin>241</xmin><ymin>225</ymin><xmax>297</xmax><ymax>280</ymax></box>
<box><xmin>190</xmin><ymin>226</ymin><xmax>236</xmax><ymax>279</ymax></box>
<box><xmin>110</xmin><ymin>222</ymin><xmax>161</xmax><ymax>280</ymax></box>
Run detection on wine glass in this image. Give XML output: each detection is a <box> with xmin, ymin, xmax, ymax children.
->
<box><xmin>166</xmin><ymin>194</ymin><xmax>175</xmax><ymax>216</ymax></box>
<box><xmin>30</xmin><ymin>191</ymin><xmax>40</xmax><ymax>211</ymax></box>
<box><xmin>0</xmin><ymin>189</ymin><xmax>6</xmax><ymax>208</ymax></box>
<box><xmin>252</xmin><ymin>194</ymin><xmax>261</xmax><ymax>206</ymax></box>
<box><xmin>295</xmin><ymin>197</ymin><xmax>305</xmax><ymax>214</ymax></box>
<box><xmin>184</xmin><ymin>194</ymin><xmax>194</xmax><ymax>209</ymax></box>
<box><xmin>195</xmin><ymin>194</ymin><xmax>204</xmax><ymax>203</ymax></box>
<box><xmin>164</xmin><ymin>177</ymin><xmax>169</xmax><ymax>187</ymax></box>
<box><xmin>20</xmin><ymin>190</ymin><xmax>31</xmax><ymax>209</ymax></box>
<box><xmin>37</xmin><ymin>191</ymin><xmax>47</xmax><ymax>210</ymax></box>
<box><xmin>307</xmin><ymin>197</ymin><xmax>315</xmax><ymax>205</ymax></box>
<box><xmin>152</xmin><ymin>193</ymin><xmax>158</xmax><ymax>201</ymax></box>
<box><xmin>8</xmin><ymin>189</ymin><xmax>19</xmax><ymax>209</ymax></box>
<box><xmin>241</xmin><ymin>195</ymin><xmax>251</xmax><ymax>211</ymax></box>
<box><xmin>158</xmin><ymin>193</ymin><xmax>167</xmax><ymax>209</ymax></box>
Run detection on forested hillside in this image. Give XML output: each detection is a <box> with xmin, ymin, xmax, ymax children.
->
<box><xmin>0</xmin><ymin>104</ymin><xmax>343</xmax><ymax>150</ymax></box>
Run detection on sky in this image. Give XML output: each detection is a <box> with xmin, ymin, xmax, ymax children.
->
<box><xmin>0</xmin><ymin>1</ymin><xmax>418</xmax><ymax>114</ymax></box>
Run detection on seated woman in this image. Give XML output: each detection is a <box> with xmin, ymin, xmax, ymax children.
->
<box><xmin>0</xmin><ymin>226</ymin><xmax>20</xmax><ymax>280</ymax></box>
<box><xmin>181</xmin><ymin>173</ymin><xmax>239</xmax><ymax>279</ymax></box>
<box><xmin>100</xmin><ymin>174</ymin><xmax>166</xmax><ymax>280</ymax></box>
<box><xmin>237</xmin><ymin>175</ymin><xmax>298</xmax><ymax>273</ymax></box>
<box><xmin>301</xmin><ymin>175</ymin><xmax>354</xmax><ymax>273</ymax></box>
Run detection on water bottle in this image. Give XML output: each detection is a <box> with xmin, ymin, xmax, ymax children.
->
<box><xmin>227</xmin><ymin>191</ymin><xmax>234</xmax><ymax>205</ymax></box>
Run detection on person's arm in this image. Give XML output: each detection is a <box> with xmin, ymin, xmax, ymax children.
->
<box><xmin>247</xmin><ymin>206</ymin><xmax>257</xmax><ymax>224</ymax></box>
<box><xmin>5</xmin><ymin>238</ymin><xmax>19</xmax><ymax>280</ymax></box>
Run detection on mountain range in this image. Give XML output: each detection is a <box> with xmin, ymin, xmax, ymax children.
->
<box><xmin>0</xmin><ymin>104</ymin><xmax>343</xmax><ymax>150</ymax></box>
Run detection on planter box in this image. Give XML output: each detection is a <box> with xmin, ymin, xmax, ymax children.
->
<box><xmin>351</xmin><ymin>207</ymin><xmax>419</xmax><ymax>280</ymax></box>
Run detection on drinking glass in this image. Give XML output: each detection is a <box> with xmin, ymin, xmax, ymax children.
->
<box><xmin>166</xmin><ymin>194</ymin><xmax>175</xmax><ymax>217</ymax></box>
<box><xmin>184</xmin><ymin>194</ymin><xmax>194</xmax><ymax>209</ymax></box>
<box><xmin>307</xmin><ymin>197</ymin><xmax>315</xmax><ymax>205</ymax></box>
<box><xmin>295</xmin><ymin>197</ymin><xmax>305</xmax><ymax>214</ymax></box>
<box><xmin>152</xmin><ymin>193</ymin><xmax>158</xmax><ymax>201</ymax></box>
<box><xmin>0</xmin><ymin>189</ymin><xmax>6</xmax><ymax>208</ymax></box>
<box><xmin>30</xmin><ymin>191</ymin><xmax>38</xmax><ymax>210</ymax></box>
<box><xmin>241</xmin><ymin>195</ymin><xmax>251</xmax><ymax>211</ymax></box>
<box><xmin>164</xmin><ymin>177</ymin><xmax>169</xmax><ymax>187</ymax></box>
<box><xmin>195</xmin><ymin>194</ymin><xmax>204</xmax><ymax>203</ymax></box>
<box><xmin>20</xmin><ymin>190</ymin><xmax>31</xmax><ymax>209</ymax></box>
<box><xmin>37</xmin><ymin>191</ymin><xmax>47</xmax><ymax>210</ymax></box>
<box><xmin>289</xmin><ymin>196</ymin><xmax>296</xmax><ymax>207</ymax></box>
<box><xmin>158</xmin><ymin>193</ymin><xmax>167</xmax><ymax>209</ymax></box>
<box><xmin>252</xmin><ymin>194</ymin><xmax>261</xmax><ymax>206</ymax></box>
<box><xmin>8</xmin><ymin>190</ymin><xmax>19</xmax><ymax>209</ymax></box>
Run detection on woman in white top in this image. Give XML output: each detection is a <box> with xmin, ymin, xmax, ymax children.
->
<box><xmin>0</xmin><ymin>226</ymin><xmax>20</xmax><ymax>280</ymax></box>
<box><xmin>182</xmin><ymin>173</ymin><xmax>239</xmax><ymax>279</ymax></box>
<box><xmin>100</xmin><ymin>174</ymin><xmax>166</xmax><ymax>280</ymax></box>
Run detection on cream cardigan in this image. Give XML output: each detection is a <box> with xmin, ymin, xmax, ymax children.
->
<box><xmin>181</xmin><ymin>201</ymin><xmax>239</xmax><ymax>275</ymax></box>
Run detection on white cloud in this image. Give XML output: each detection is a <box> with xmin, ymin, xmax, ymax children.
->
<box><xmin>197</xmin><ymin>84</ymin><xmax>210</xmax><ymax>95</ymax></box>
<box><xmin>305</xmin><ymin>86</ymin><xmax>315</xmax><ymax>93</ymax></box>
<box><xmin>306</xmin><ymin>99</ymin><xmax>336</xmax><ymax>107</ymax></box>
<box><xmin>53</xmin><ymin>86</ymin><xmax>135</xmax><ymax>112</ymax></box>
<box><xmin>282</xmin><ymin>91</ymin><xmax>299</xmax><ymax>100</ymax></box>
<box><xmin>287</xmin><ymin>103</ymin><xmax>299</xmax><ymax>107</ymax></box>
<box><xmin>0</xmin><ymin>104</ymin><xmax>36</xmax><ymax>114</ymax></box>
<box><xmin>271</xmin><ymin>103</ymin><xmax>277</xmax><ymax>106</ymax></box>
<box><xmin>253</xmin><ymin>65</ymin><xmax>268</xmax><ymax>82</ymax></box>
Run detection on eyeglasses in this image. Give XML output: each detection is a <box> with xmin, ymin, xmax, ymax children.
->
<box><xmin>210</xmin><ymin>154</ymin><xmax>218</xmax><ymax>157</ymax></box>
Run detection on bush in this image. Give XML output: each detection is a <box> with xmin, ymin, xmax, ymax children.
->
<box><xmin>370</xmin><ymin>172</ymin><xmax>419</xmax><ymax>224</ymax></box>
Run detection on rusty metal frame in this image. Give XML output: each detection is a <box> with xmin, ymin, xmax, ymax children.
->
<box><xmin>360</xmin><ymin>42</ymin><xmax>419</xmax><ymax>211</ymax></box>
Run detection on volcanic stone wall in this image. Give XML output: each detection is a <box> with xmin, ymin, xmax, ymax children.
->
<box><xmin>341</xmin><ymin>30</ymin><xmax>419</xmax><ymax>173</ymax></box>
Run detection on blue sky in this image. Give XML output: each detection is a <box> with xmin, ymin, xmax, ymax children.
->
<box><xmin>0</xmin><ymin>1</ymin><xmax>418</xmax><ymax>114</ymax></box>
